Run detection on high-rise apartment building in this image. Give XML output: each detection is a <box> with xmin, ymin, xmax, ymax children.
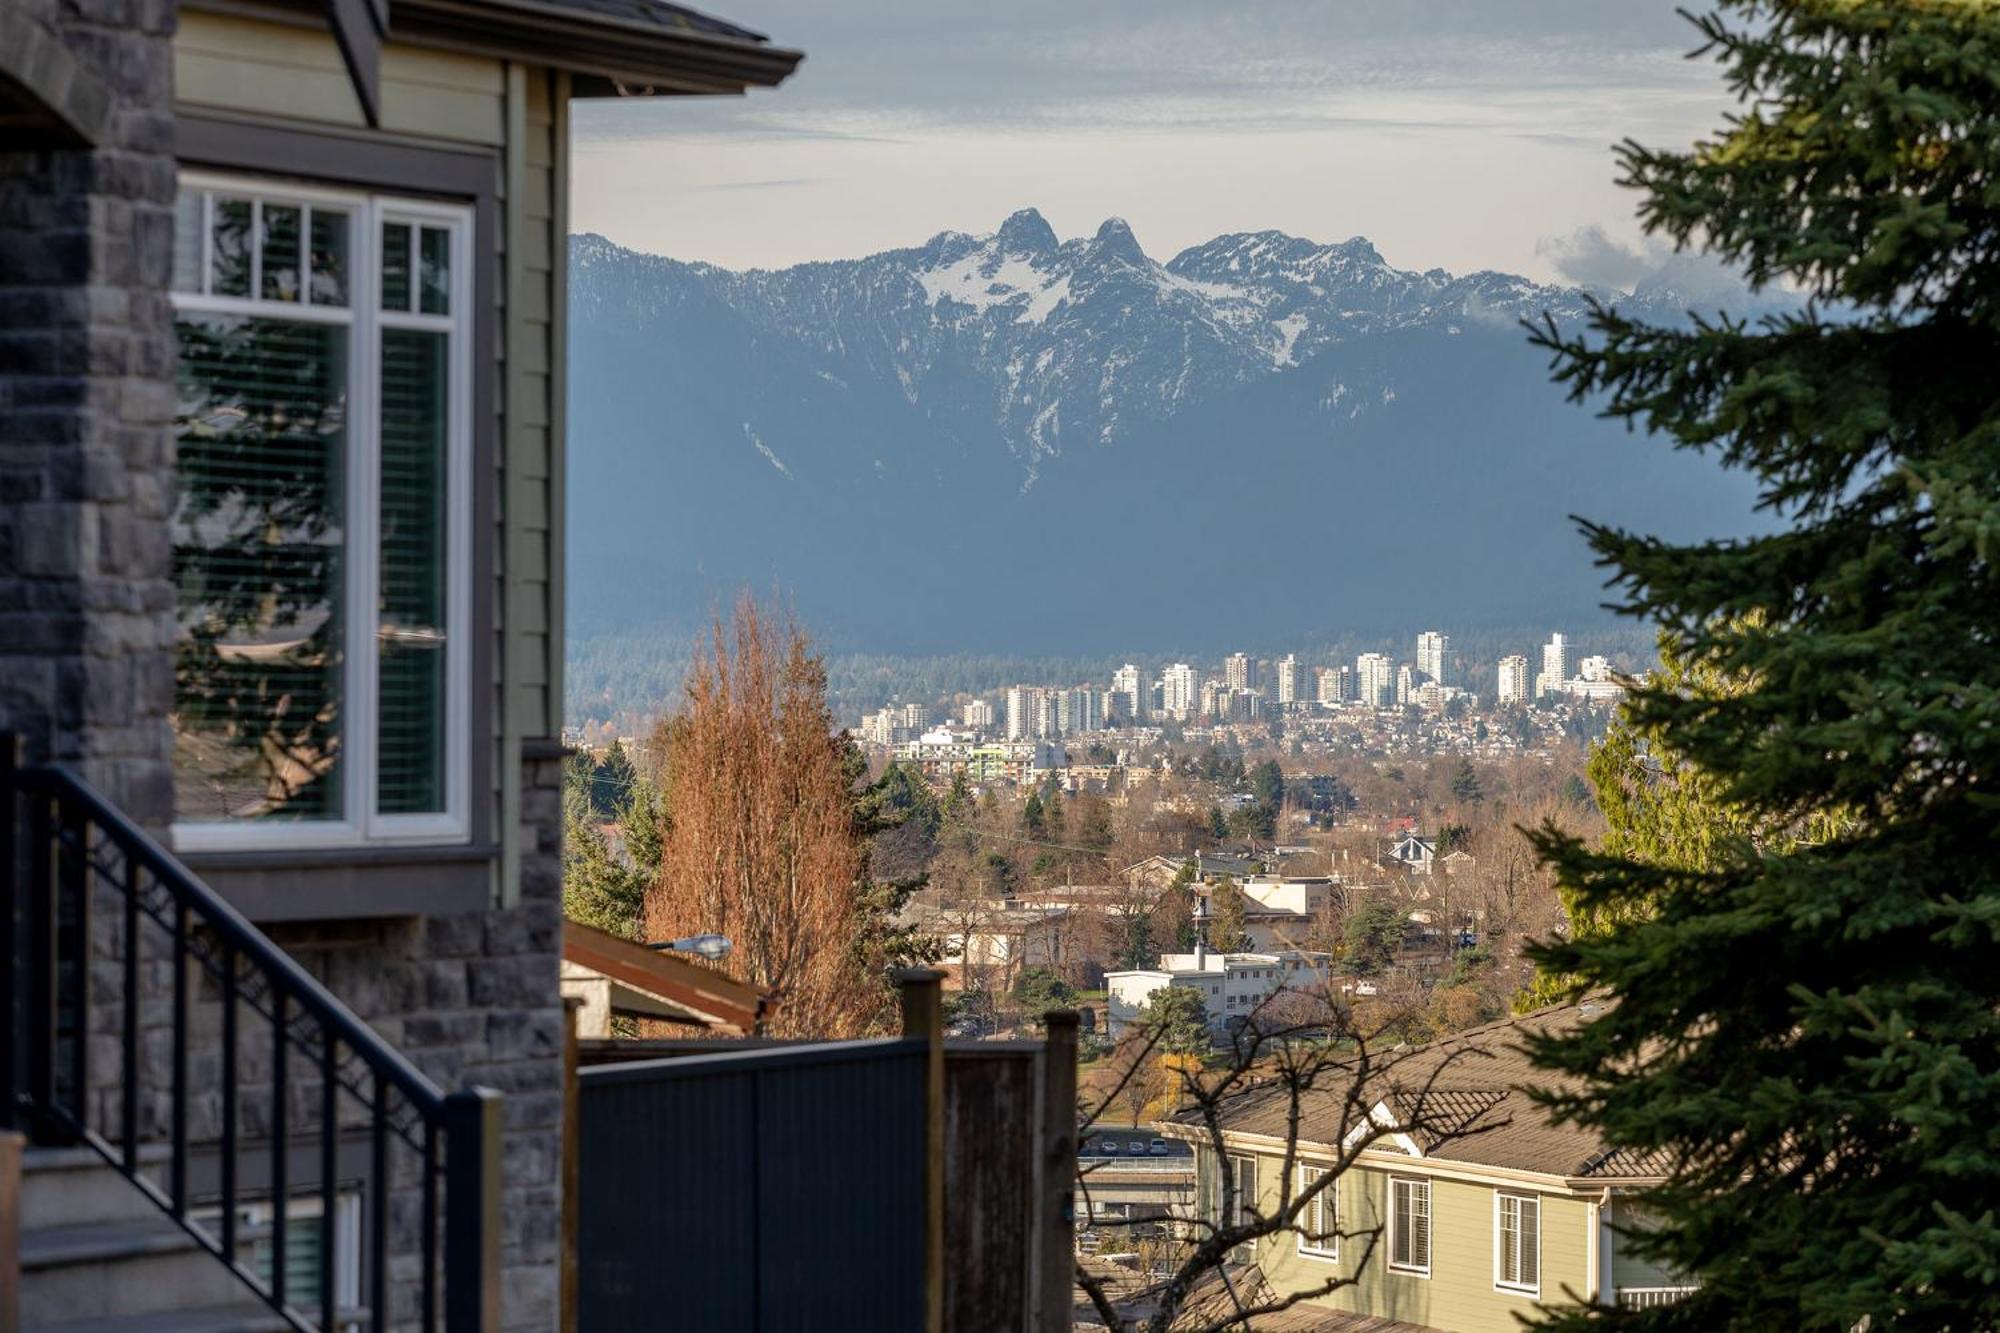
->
<box><xmin>899</xmin><ymin>702</ymin><xmax>928</xmax><ymax>732</ymax></box>
<box><xmin>1275</xmin><ymin>655</ymin><xmax>1300</xmax><ymax>705</ymax></box>
<box><xmin>1537</xmin><ymin>632</ymin><xmax>1570</xmax><ymax>699</ymax></box>
<box><xmin>1356</xmin><ymin>653</ymin><xmax>1393</xmax><ymax>707</ymax></box>
<box><xmin>1316</xmin><ymin>665</ymin><xmax>1354</xmax><ymax>707</ymax></box>
<box><xmin>1005</xmin><ymin>685</ymin><xmax>1036</xmax><ymax>740</ymax></box>
<box><xmin>1224</xmin><ymin>652</ymin><xmax>1255</xmax><ymax>691</ymax></box>
<box><xmin>963</xmin><ymin>698</ymin><xmax>996</xmax><ymax>729</ymax></box>
<box><xmin>1416</xmin><ymin>631</ymin><xmax>1450</xmax><ymax>686</ymax></box>
<box><xmin>1059</xmin><ymin>686</ymin><xmax>1100</xmax><ymax>736</ymax></box>
<box><xmin>1162</xmin><ymin>663</ymin><xmax>1199</xmax><ymax>719</ymax></box>
<box><xmin>1497</xmin><ymin>655</ymin><xmax>1530</xmax><ymax>706</ymax></box>
<box><xmin>1578</xmin><ymin>655</ymin><xmax>1610</xmax><ymax>683</ymax></box>
<box><xmin>1111</xmin><ymin>663</ymin><xmax>1144</xmax><ymax>722</ymax></box>
<box><xmin>1396</xmin><ymin>663</ymin><xmax>1417</xmax><ymax>706</ymax></box>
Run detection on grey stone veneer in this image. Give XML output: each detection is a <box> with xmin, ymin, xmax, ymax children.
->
<box><xmin>0</xmin><ymin>0</ymin><xmax>179</xmax><ymax>822</ymax></box>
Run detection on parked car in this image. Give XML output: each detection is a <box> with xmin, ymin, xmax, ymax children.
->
<box><xmin>1127</xmin><ymin>1140</ymin><xmax>1145</xmax><ymax>1154</ymax></box>
<box><xmin>1101</xmin><ymin>1140</ymin><xmax>1121</xmax><ymax>1154</ymax></box>
<box><xmin>1149</xmin><ymin>1139</ymin><xmax>1169</xmax><ymax>1156</ymax></box>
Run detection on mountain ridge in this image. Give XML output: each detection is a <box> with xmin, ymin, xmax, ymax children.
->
<box><xmin>564</xmin><ymin>212</ymin><xmax>1762</xmax><ymax>653</ymax></box>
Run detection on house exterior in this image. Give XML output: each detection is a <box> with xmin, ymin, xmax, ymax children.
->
<box><xmin>1176</xmin><ymin>1006</ymin><xmax>1696</xmax><ymax>1332</ymax></box>
<box><xmin>1389</xmin><ymin>832</ymin><xmax>1438</xmax><ymax>875</ymax></box>
<box><xmin>3</xmin><ymin>0</ymin><xmax>798</xmax><ymax>1326</ymax></box>
<box><xmin>1104</xmin><ymin>948</ymin><xmax>1334</xmax><ymax>1038</ymax></box>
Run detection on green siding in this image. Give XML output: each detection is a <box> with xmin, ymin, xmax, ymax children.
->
<box><xmin>173</xmin><ymin>18</ymin><xmax>570</xmax><ymax>906</ymax></box>
<box><xmin>1244</xmin><ymin>1154</ymin><xmax>1598</xmax><ymax>1333</ymax></box>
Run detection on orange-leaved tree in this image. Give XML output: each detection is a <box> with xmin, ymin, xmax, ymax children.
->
<box><xmin>644</xmin><ymin>596</ymin><xmax>880</xmax><ymax>1037</ymax></box>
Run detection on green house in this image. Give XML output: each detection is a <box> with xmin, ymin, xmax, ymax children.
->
<box><xmin>1181</xmin><ymin>1006</ymin><xmax>1697</xmax><ymax>1332</ymax></box>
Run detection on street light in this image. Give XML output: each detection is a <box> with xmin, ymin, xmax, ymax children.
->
<box><xmin>647</xmin><ymin>932</ymin><xmax>733</xmax><ymax>961</ymax></box>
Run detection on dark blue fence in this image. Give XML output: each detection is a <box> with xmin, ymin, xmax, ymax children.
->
<box><xmin>577</xmin><ymin>1038</ymin><xmax>929</xmax><ymax>1332</ymax></box>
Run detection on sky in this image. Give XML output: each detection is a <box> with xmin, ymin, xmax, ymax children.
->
<box><xmin>571</xmin><ymin>0</ymin><xmax>1740</xmax><ymax>285</ymax></box>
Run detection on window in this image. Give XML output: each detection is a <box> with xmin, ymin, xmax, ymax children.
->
<box><xmin>194</xmin><ymin>1191</ymin><xmax>362</xmax><ymax>1332</ymax></box>
<box><xmin>169</xmin><ymin>176</ymin><xmax>472</xmax><ymax>851</ymax></box>
<box><xmin>1297</xmin><ymin>1164</ymin><xmax>1336</xmax><ymax>1260</ymax></box>
<box><xmin>1228</xmin><ymin>1153</ymin><xmax>1258</xmax><ymax>1261</ymax></box>
<box><xmin>1496</xmin><ymin>1192</ymin><xmax>1540</xmax><ymax>1294</ymax></box>
<box><xmin>1389</xmin><ymin>1176</ymin><xmax>1431</xmax><ymax>1275</ymax></box>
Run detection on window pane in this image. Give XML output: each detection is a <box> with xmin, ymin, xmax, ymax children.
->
<box><xmin>1520</xmin><ymin>1199</ymin><xmax>1539</xmax><ymax>1286</ymax></box>
<box><xmin>173</xmin><ymin>190</ymin><xmax>204</xmax><ymax>294</ymax></box>
<box><xmin>377</xmin><ymin>328</ymin><xmax>450</xmax><ymax>814</ymax></box>
<box><xmin>211</xmin><ymin>197</ymin><xmax>253</xmax><ymax>297</ymax></box>
<box><xmin>260</xmin><ymin>204</ymin><xmax>302</xmax><ymax>302</ymax></box>
<box><xmin>173</xmin><ymin>314</ymin><xmax>347</xmax><ymax>822</ymax></box>
<box><xmin>381</xmin><ymin>222</ymin><xmax>412</xmax><ymax>311</ymax></box>
<box><xmin>309</xmin><ymin>209</ymin><xmax>350</xmax><ymax>307</ymax></box>
<box><xmin>419</xmin><ymin>226</ymin><xmax>450</xmax><ymax>314</ymax></box>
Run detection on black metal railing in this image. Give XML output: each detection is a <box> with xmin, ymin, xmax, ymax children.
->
<box><xmin>1</xmin><ymin>738</ymin><xmax>500</xmax><ymax>1332</ymax></box>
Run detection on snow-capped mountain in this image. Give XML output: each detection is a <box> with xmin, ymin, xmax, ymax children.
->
<box><xmin>566</xmin><ymin>213</ymin><xmax>1758</xmax><ymax>652</ymax></box>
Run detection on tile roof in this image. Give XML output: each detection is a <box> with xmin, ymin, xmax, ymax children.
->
<box><xmin>1198</xmin><ymin>1003</ymin><xmax>1668</xmax><ymax>1180</ymax></box>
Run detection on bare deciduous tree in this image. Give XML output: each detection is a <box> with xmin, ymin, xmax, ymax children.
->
<box><xmin>644</xmin><ymin>596</ymin><xmax>878</xmax><ymax>1037</ymax></box>
<box><xmin>1074</xmin><ymin>989</ymin><xmax>1502</xmax><ymax>1332</ymax></box>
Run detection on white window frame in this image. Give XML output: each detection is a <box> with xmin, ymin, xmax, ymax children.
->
<box><xmin>1387</xmin><ymin>1175</ymin><xmax>1431</xmax><ymax>1277</ymax></box>
<box><xmin>1494</xmin><ymin>1190</ymin><xmax>1541</xmax><ymax>1297</ymax></box>
<box><xmin>169</xmin><ymin>172</ymin><xmax>473</xmax><ymax>853</ymax></box>
<box><xmin>1296</xmin><ymin>1162</ymin><xmax>1337</xmax><ymax>1261</ymax></box>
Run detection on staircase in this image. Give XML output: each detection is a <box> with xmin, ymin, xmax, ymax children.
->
<box><xmin>4</xmin><ymin>739</ymin><xmax>502</xmax><ymax>1331</ymax></box>
<box><xmin>18</xmin><ymin>1146</ymin><xmax>286</xmax><ymax>1331</ymax></box>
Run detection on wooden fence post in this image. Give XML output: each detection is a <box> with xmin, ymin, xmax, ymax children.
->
<box><xmin>1037</xmin><ymin>1011</ymin><xmax>1078</xmax><ymax>1332</ymax></box>
<box><xmin>1</xmin><ymin>1130</ymin><xmax>20</xmax><ymax>1333</ymax></box>
<box><xmin>898</xmin><ymin>968</ymin><xmax>946</xmax><ymax>1333</ymax></box>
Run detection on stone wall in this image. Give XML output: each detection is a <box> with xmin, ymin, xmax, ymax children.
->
<box><xmin>265</xmin><ymin>747</ymin><xmax>567</xmax><ymax>1329</ymax></box>
<box><xmin>0</xmin><ymin>0</ymin><xmax>178</xmax><ymax>823</ymax></box>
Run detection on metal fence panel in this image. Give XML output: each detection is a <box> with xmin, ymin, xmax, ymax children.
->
<box><xmin>578</xmin><ymin>1039</ymin><xmax>928</xmax><ymax>1333</ymax></box>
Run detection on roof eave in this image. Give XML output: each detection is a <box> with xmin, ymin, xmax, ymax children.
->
<box><xmin>393</xmin><ymin>0</ymin><xmax>802</xmax><ymax>94</ymax></box>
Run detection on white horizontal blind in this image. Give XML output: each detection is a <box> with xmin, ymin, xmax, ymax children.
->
<box><xmin>1499</xmin><ymin>1193</ymin><xmax>1539</xmax><ymax>1290</ymax></box>
<box><xmin>1392</xmin><ymin>1177</ymin><xmax>1430</xmax><ymax>1270</ymax></box>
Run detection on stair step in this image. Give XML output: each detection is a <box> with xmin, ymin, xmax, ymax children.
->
<box><xmin>22</xmin><ymin>1145</ymin><xmax>171</xmax><ymax>1228</ymax></box>
<box><xmin>39</xmin><ymin>1305</ymin><xmax>294</xmax><ymax>1333</ymax></box>
<box><xmin>20</xmin><ymin>1217</ymin><xmax>251</xmax><ymax>1323</ymax></box>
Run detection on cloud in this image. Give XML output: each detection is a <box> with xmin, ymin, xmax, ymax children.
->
<box><xmin>1537</xmin><ymin>224</ymin><xmax>1750</xmax><ymax>305</ymax></box>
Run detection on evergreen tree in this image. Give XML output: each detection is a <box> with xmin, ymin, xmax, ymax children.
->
<box><xmin>1208</xmin><ymin>877</ymin><xmax>1252</xmax><ymax>953</ymax></box>
<box><xmin>1526</xmin><ymin>4</ymin><xmax>2000</xmax><ymax>1327</ymax></box>
<box><xmin>1138</xmin><ymin>985</ymin><xmax>1210</xmax><ymax>1056</ymax></box>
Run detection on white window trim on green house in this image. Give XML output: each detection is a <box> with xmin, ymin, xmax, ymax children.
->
<box><xmin>1494</xmin><ymin>1190</ymin><xmax>1541</xmax><ymax>1298</ymax></box>
<box><xmin>1296</xmin><ymin>1162</ymin><xmax>1337</xmax><ymax>1261</ymax></box>
<box><xmin>169</xmin><ymin>172</ymin><xmax>473</xmax><ymax>854</ymax></box>
<box><xmin>1387</xmin><ymin>1174</ymin><xmax>1431</xmax><ymax>1276</ymax></box>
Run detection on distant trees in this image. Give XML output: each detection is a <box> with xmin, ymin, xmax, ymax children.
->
<box><xmin>1525</xmin><ymin>2</ymin><xmax>2000</xmax><ymax>1327</ymax></box>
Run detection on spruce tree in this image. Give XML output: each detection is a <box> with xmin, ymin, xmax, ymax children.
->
<box><xmin>1526</xmin><ymin>2</ymin><xmax>2000</xmax><ymax>1327</ymax></box>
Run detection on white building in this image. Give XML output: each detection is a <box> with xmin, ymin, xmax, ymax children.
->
<box><xmin>1105</xmin><ymin>944</ymin><xmax>1335</xmax><ymax>1038</ymax></box>
<box><xmin>1578</xmin><ymin>655</ymin><xmax>1611</xmax><ymax>682</ymax></box>
<box><xmin>1111</xmin><ymin>663</ymin><xmax>1144</xmax><ymax>722</ymax></box>
<box><xmin>1162</xmin><ymin>663</ymin><xmax>1199</xmax><ymax>720</ymax></box>
<box><xmin>1355</xmin><ymin>653</ymin><xmax>1393</xmax><ymax>708</ymax></box>
<box><xmin>1416</xmin><ymin>631</ymin><xmax>1450</xmax><ymax>686</ymax></box>
<box><xmin>1275</xmin><ymin>654</ymin><xmax>1300</xmax><ymax>705</ymax></box>
<box><xmin>1395</xmin><ymin>663</ymin><xmax>1417</xmax><ymax>707</ymax></box>
<box><xmin>1059</xmin><ymin>686</ymin><xmax>1101</xmax><ymax>736</ymax></box>
<box><xmin>963</xmin><ymin>698</ymin><xmax>996</xmax><ymax>729</ymax></box>
<box><xmin>899</xmin><ymin>702</ymin><xmax>928</xmax><ymax>732</ymax></box>
<box><xmin>1537</xmin><ymin>632</ymin><xmax>1570</xmax><ymax>699</ymax></box>
<box><xmin>1224</xmin><ymin>652</ymin><xmax>1255</xmax><ymax>691</ymax></box>
<box><xmin>1497</xmin><ymin>654</ymin><xmax>1530</xmax><ymax>706</ymax></box>
<box><xmin>1316</xmin><ymin>665</ymin><xmax>1353</xmax><ymax>707</ymax></box>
